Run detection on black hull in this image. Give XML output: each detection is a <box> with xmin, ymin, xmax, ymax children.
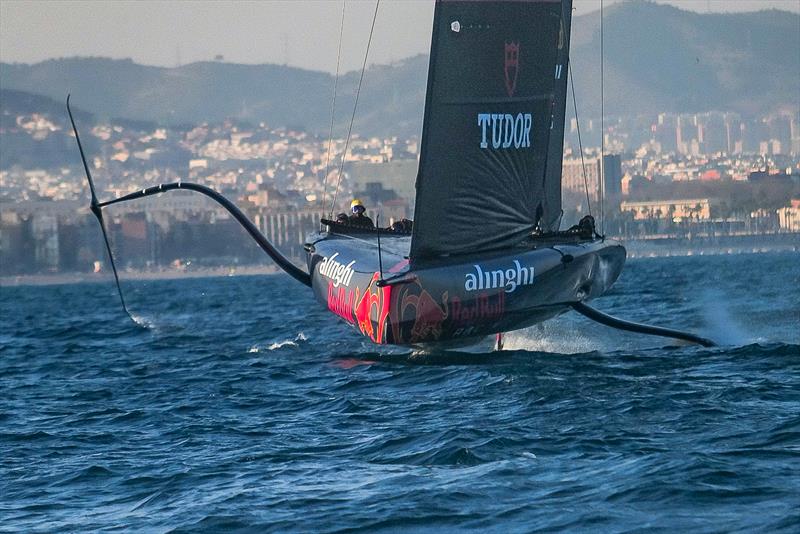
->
<box><xmin>305</xmin><ymin>232</ymin><xmax>626</xmax><ymax>346</ymax></box>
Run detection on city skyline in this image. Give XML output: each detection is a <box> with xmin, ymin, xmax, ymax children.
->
<box><xmin>2</xmin><ymin>0</ymin><xmax>799</xmax><ymax>74</ymax></box>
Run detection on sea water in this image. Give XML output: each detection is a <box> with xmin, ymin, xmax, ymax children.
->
<box><xmin>1</xmin><ymin>252</ymin><xmax>798</xmax><ymax>531</ymax></box>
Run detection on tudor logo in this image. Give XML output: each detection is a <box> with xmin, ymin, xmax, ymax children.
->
<box><xmin>465</xmin><ymin>260</ymin><xmax>535</xmax><ymax>293</ymax></box>
<box><xmin>478</xmin><ymin>113</ymin><xmax>532</xmax><ymax>149</ymax></box>
<box><xmin>318</xmin><ymin>253</ymin><xmax>355</xmax><ymax>288</ymax></box>
<box><xmin>504</xmin><ymin>42</ymin><xmax>519</xmax><ymax>98</ymax></box>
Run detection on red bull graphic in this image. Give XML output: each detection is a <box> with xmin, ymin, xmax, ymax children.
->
<box><xmin>355</xmin><ymin>272</ymin><xmax>392</xmax><ymax>344</ymax></box>
<box><xmin>327</xmin><ymin>282</ymin><xmax>357</xmax><ymax>324</ymax></box>
<box><xmin>451</xmin><ymin>291</ymin><xmax>505</xmax><ymax>327</ymax></box>
<box><xmin>408</xmin><ymin>289</ymin><xmax>449</xmax><ymax>342</ymax></box>
<box><xmin>389</xmin><ymin>280</ymin><xmax>449</xmax><ymax>344</ymax></box>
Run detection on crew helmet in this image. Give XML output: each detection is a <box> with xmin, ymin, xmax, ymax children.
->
<box><xmin>350</xmin><ymin>198</ymin><xmax>365</xmax><ymax>213</ymax></box>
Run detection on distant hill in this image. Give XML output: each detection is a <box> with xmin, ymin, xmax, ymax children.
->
<box><xmin>0</xmin><ymin>90</ymin><xmax>94</xmax><ymax>168</ymax></box>
<box><xmin>0</xmin><ymin>89</ymin><xmax>87</xmax><ymax>121</ymax></box>
<box><xmin>0</xmin><ymin>55</ymin><xmax>429</xmax><ymax>138</ymax></box>
<box><xmin>1</xmin><ymin>1</ymin><xmax>797</xmax><ymax>136</ymax></box>
<box><xmin>570</xmin><ymin>1</ymin><xmax>800</xmax><ymax>118</ymax></box>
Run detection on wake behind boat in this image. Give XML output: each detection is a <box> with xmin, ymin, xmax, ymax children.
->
<box><xmin>67</xmin><ymin>0</ymin><xmax>714</xmax><ymax>349</ymax></box>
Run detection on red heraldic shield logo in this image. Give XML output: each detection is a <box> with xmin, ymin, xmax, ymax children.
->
<box><xmin>504</xmin><ymin>42</ymin><xmax>520</xmax><ymax>98</ymax></box>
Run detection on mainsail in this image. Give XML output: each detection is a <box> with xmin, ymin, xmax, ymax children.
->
<box><xmin>410</xmin><ymin>0</ymin><xmax>573</xmax><ymax>259</ymax></box>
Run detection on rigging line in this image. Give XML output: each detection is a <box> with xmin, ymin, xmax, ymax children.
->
<box><xmin>569</xmin><ymin>66</ymin><xmax>592</xmax><ymax>218</ymax></box>
<box><xmin>329</xmin><ymin>0</ymin><xmax>380</xmax><ymax>218</ymax></box>
<box><xmin>600</xmin><ymin>0</ymin><xmax>605</xmax><ymax>234</ymax></box>
<box><xmin>320</xmin><ymin>0</ymin><xmax>347</xmax><ymax>223</ymax></box>
<box><xmin>376</xmin><ymin>214</ymin><xmax>384</xmax><ymax>280</ymax></box>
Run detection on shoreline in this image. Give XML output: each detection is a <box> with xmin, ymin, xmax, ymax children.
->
<box><xmin>625</xmin><ymin>243</ymin><xmax>799</xmax><ymax>259</ymax></box>
<box><xmin>623</xmin><ymin>232</ymin><xmax>799</xmax><ymax>258</ymax></box>
<box><xmin>2</xmin><ymin>244</ymin><xmax>797</xmax><ymax>287</ymax></box>
<box><xmin>0</xmin><ymin>264</ymin><xmax>281</xmax><ymax>287</ymax></box>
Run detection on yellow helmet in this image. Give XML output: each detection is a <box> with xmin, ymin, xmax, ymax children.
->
<box><xmin>350</xmin><ymin>199</ymin><xmax>364</xmax><ymax>209</ymax></box>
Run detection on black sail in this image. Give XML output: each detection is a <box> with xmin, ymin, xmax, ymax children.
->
<box><xmin>410</xmin><ymin>0</ymin><xmax>573</xmax><ymax>259</ymax></box>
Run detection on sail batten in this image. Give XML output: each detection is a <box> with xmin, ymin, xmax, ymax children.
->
<box><xmin>410</xmin><ymin>0</ymin><xmax>573</xmax><ymax>260</ymax></box>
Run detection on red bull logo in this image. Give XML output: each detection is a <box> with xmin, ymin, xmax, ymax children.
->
<box><xmin>451</xmin><ymin>292</ymin><xmax>505</xmax><ymax>327</ymax></box>
<box><xmin>355</xmin><ymin>272</ymin><xmax>391</xmax><ymax>344</ymax></box>
<box><xmin>388</xmin><ymin>280</ymin><xmax>449</xmax><ymax>344</ymax></box>
<box><xmin>408</xmin><ymin>289</ymin><xmax>449</xmax><ymax>342</ymax></box>
<box><xmin>327</xmin><ymin>282</ymin><xmax>357</xmax><ymax>324</ymax></box>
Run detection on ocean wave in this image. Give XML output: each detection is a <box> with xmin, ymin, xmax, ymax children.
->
<box><xmin>2</xmin><ymin>255</ymin><xmax>798</xmax><ymax>531</ymax></box>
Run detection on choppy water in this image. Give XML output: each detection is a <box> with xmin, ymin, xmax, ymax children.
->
<box><xmin>2</xmin><ymin>253</ymin><xmax>799</xmax><ymax>532</ymax></box>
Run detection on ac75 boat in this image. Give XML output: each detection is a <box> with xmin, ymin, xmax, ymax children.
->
<box><xmin>68</xmin><ymin>0</ymin><xmax>714</xmax><ymax>349</ymax></box>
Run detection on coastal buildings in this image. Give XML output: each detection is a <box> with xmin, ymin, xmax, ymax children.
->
<box><xmin>620</xmin><ymin>199</ymin><xmax>713</xmax><ymax>222</ymax></box>
<box><xmin>1</xmin><ymin>103</ymin><xmax>798</xmax><ymax>276</ymax></box>
<box><xmin>777</xmin><ymin>199</ymin><xmax>800</xmax><ymax>231</ymax></box>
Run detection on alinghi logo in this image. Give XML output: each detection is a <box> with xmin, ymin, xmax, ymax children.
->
<box><xmin>465</xmin><ymin>260</ymin><xmax>535</xmax><ymax>293</ymax></box>
<box><xmin>318</xmin><ymin>253</ymin><xmax>356</xmax><ymax>288</ymax></box>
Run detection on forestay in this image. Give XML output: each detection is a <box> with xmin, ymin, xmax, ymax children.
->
<box><xmin>410</xmin><ymin>0</ymin><xmax>573</xmax><ymax>259</ymax></box>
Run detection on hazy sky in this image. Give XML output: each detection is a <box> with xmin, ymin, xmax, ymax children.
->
<box><xmin>2</xmin><ymin>0</ymin><xmax>798</xmax><ymax>73</ymax></box>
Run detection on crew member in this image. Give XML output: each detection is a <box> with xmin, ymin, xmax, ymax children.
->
<box><xmin>348</xmin><ymin>199</ymin><xmax>374</xmax><ymax>228</ymax></box>
<box><xmin>391</xmin><ymin>218</ymin><xmax>413</xmax><ymax>233</ymax></box>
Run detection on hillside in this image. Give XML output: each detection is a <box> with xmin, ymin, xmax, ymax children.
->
<box><xmin>570</xmin><ymin>2</ymin><xmax>800</xmax><ymax>118</ymax></box>
<box><xmin>1</xmin><ymin>1</ymin><xmax>797</xmax><ymax>136</ymax></box>
<box><xmin>0</xmin><ymin>90</ymin><xmax>97</xmax><ymax>168</ymax></box>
